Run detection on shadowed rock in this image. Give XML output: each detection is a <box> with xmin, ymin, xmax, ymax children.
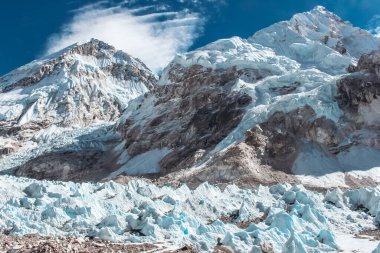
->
<box><xmin>337</xmin><ymin>50</ymin><xmax>380</xmax><ymax>115</ymax></box>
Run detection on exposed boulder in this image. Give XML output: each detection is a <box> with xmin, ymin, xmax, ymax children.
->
<box><xmin>15</xmin><ymin>150</ymin><xmax>119</xmax><ymax>182</ymax></box>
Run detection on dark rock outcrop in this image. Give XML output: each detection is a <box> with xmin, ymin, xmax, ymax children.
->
<box><xmin>117</xmin><ymin>65</ymin><xmax>255</xmax><ymax>176</ymax></box>
<box><xmin>337</xmin><ymin>50</ymin><xmax>380</xmax><ymax>115</ymax></box>
<box><xmin>15</xmin><ymin>150</ymin><xmax>119</xmax><ymax>182</ymax></box>
<box><xmin>245</xmin><ymin>105</ymin><xmax>342</xmax><ymax>173</ymax></box>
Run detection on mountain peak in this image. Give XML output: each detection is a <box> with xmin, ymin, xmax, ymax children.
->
<box><xmin>44</xmin><ymin>38</ymin><xmax>131</xmax><ymax>64</ymax></box>
<box><xmin>66</xmin><ymin>38</ymin><xmax>115</xmax><ymax>56</ymax></box>
<box><xmin>311</xmin><ymin>5</ymin><xmax>331</xmax><ymax>14</ymax></box>
<box><xmin>294</xmin><ymin>5</ymin><xmax>344</xmax><ymax>25</ymax></box>
<box><xmin>250</xmin><ymin>6</ymin><xmax>380</xmax><ymax>63</ymax></box>
<box><xmin>313</xmin><ymin>5</ymin><xmax>327</xmax><ymax>11</ymax></box>
<box><xmin>39</xmin><ymin>38</ymin><xmax>112</xmax><ymax>61</ymax></box>
<box><xmin>1</xmin><ymin>38</ymin><xmax>155</xmax><ymax>91</ymax></box>
<box><xmin>0</xmin><ymin>37</ymin><xmax>156</xmax><ymax>129</ymax></box>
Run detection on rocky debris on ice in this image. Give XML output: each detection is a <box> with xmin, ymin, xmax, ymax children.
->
<box><xmin>0</xmin><ymin>233</ymin><xmax>190</xmax><ymax>253</ymax></box>
<box><xmin>0</xmin><ymin>175</ymin><xmax>379</xmax><ymax>252</ymax></box>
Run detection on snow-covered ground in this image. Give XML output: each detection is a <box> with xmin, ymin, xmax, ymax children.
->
<box><xmin>336</xmin><ymin>233</ymin><xmax>379</xmax><ymax>253</ymax></box>
<box><xmin>0</xmin><ymin>175</ymin><xmax>378</xmax><ymax>252</ymax></box>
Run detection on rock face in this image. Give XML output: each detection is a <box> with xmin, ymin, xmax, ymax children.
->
<box><xmin>111</xmin><ymin>37</ymin><xmax>298</xmax><ymax>177</ymax></box>
<box><xmin>337</xmin><ymin>51</ymin><xmax>380</xmax><ymax>121</ymax></box>
<box><xmin>179</xmin><ymin>106</ymin><xmax>345</xmax><ymax>188</ymax></box>
<box><xmin>15</xmin><ymin>150</ymin><xmax>117</xmax><ymax>182</ymax></box>
<box><xmin>116</xmin><ymin>64</ymin><xmax>253</xmax><ymax>176</ymax></box>
<box><xmin>246</xmin><ymin>105</ymin><xmax>342</xmax><ymax>172</ymax></box>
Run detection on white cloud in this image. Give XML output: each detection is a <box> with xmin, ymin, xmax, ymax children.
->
<box><xmin>45</xmin><ymin>3</ymin><xmax>203</xmax><ymax>72</ymax></box>
<box><xmin>368</xmin><ymin>15</ymin><xmax>380</xmax><ymax>38</ymax></box>
<box><xmin>373</xmin><ymin>28</ymin><xmax>380</xmax><ymax>38</ymax></box>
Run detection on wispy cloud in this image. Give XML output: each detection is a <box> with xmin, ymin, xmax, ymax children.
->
<box><xmin>45</xmin><ymin>2</ymin><xmax>203</xmax><ymax>72</ymax></box>
<box><xmin>368</xmin><ymin>15</ymin><xmax>380</xmax><ymax>38</ymax></box>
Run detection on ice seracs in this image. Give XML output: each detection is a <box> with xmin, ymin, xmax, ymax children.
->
<box><xmin>0</xmin><ymin>175</ymin><xmax>379</xmax><ymax>252</ymax></box>
<box><xmin>160</xmin><ymin>36</ymin><xmax>300</xmax><ymax>79</ymax></box>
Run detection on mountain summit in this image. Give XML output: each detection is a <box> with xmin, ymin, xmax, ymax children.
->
<box><xmin>0</xmin><ymin>38</ymin><xmax>156</xmax><ymax>127</ymax></box>
<box><xmin>251</xmin><ymin>6</ymin><xmax>380</xmax><ymax>73</ymax></box>
<box><xmin>0</xmin><ymin>39</ymin><xmax>156</xmax><ymax>179</ymax></box>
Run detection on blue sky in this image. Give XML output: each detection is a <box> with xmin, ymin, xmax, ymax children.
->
<box><xmin>1</xmin><ymin>0</ymin><xmax>379</xmax><ymax>75</ymax></box>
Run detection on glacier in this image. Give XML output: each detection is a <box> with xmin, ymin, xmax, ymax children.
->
<box><xmin>0</xmin><ymin>176</ymin><xmax>379</xmax><ymax>252</ymax></box>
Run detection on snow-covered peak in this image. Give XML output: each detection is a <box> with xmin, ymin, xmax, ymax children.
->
<box><xmin>0</xmin><ymin>39</ymin><xmax>158</xmax><ymax>177</ymax></box>
<box><xmin>307</xmin><ymin>5</ymin><xmax>342</xmax><ymax>20</ymax></box>
<box><xmin>44</xmin><ymin>39</ymin><xmax>152</xmax><ymax>74</ymax></box>
<box><xmin>1</xmin><ymin>39</ymin><xmax>156</xmax><ymax>93</ymax></box>
<box><xmin>290</xmin><ymin>6</ymin><xmax>380</xmax><ymax>57</ymax></box>
<box><xmin>44</xmin><ymin>38</ymin><xmax>117</xmax><ymax>60</ymax></box>
<box><xmin>161</xmin><ymin>6</ymin><xmax>379</xmax><ymax>81</ymax></box>
<box><xmin>0</xmin><ymin>39</ymin><xmax>156</xmax><ymax>127</ymax></box>
<box><xmin>312</xmin><ymin>5</ymin><xmax>328</xmax><ymax>12</ymax></box>
<box><xmin>250</xmin><ymin>6</ymin><xmax>380</xmax><ymax>74</ymax></box>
